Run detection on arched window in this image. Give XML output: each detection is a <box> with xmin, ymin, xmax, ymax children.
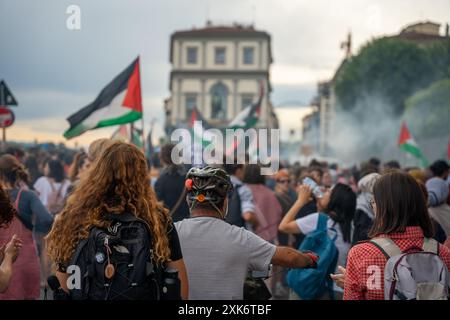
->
<box><xmin>210</xmin><ymin>82</ymin><xmax>228</xmax><ymax>120</ymax></box>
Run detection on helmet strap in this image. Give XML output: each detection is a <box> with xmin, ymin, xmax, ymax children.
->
<box><xmin>188</xmin><ymin>195</ymin><xmax>227</xmax><ymax>220</ymax></box>
<box><xmin>209</xmin><ymin>200</ymin><xmax>226</xmax><ymax>220</ymax></box>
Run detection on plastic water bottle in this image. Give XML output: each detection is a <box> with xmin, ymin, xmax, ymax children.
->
<box><xmin>161</xmin><ymin>268</ymin><xmax>181</xmax><ymax>300</ymax></box>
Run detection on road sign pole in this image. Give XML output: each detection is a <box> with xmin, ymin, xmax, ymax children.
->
<box><xmin>0</xmin><ymin>81</ymin><xmax>18</xmax><ymax>143</ymax></box>
<box><xmin>0</xmin><ymin>84</ymin><xmax>4</xmax><ymax>105</ymax></box>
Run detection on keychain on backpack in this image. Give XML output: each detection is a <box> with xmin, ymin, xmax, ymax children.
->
<box><xmin>104</xmin><ymin>236</ymin><xmax>115</xmax><ymax>279</ymax></box>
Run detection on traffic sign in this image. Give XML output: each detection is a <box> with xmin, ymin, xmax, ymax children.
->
<box><xmin>0</xmin><ymin>80</ymin><xmax>18</xmax><ymax>106</ymax></box>
<box><xmin>0</xmin><ymin>107</ymin><xmax>15</xmax><ymax>128</ymax></box>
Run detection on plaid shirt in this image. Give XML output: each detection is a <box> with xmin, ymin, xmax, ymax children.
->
<box><xmin>343</xmin><ymin>226</ymin><xmax>450</xmax><ymax>300</ymax></box>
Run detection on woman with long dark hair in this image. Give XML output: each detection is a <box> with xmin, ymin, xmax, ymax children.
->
<box><xmin>343</xmin><ymin>171</ymin><xmax>450</xmax><ymax>300</ymax></box>
<box><xmin>33</xmin><ymin>159</ymin><xmax>70</xmax><ymax>214</ymax></box>
<box><xmin>279</xmin><ymin>182</ymin><xmax>356</xmax><ymax>299</ymax></box>
<box><xmin>0</xmin><ymin>155</ymin><xmax>53</xmax><ymax>299</ymax></box>
<box><xmin>24</xmin><ymin>155</ymin><xmax>42</xmax><ymax>189</ymax></box>
<box><xmin>47</xmin><ymin>141</ymin><xmax>188</xmax><ymax>299</ymax></box>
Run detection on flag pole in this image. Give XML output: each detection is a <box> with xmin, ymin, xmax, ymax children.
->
<box><xmin>129</xmin><ymin>122</ymin><xmax>133</xmax><ymax>144</ymax></box>
<box><xmin>141</xmin><ymin>117</ymin><xmax>146</xmax><ymax>154</ymax></box>
<box><xmin>138</xmin><ymin>55</ymin><xmax>145</xmax><ymax>154</ymax></box>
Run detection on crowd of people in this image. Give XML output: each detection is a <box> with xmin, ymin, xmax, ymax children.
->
<box><xmin>0</xmin><ymin>140</ymin><xmax>449</xmax><ymax>300</ymax></box>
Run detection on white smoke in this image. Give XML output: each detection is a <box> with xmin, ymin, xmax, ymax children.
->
<box><xmin>328</xmin><ymin>93</ymin><xmax>406</xmax><ymax>167</ymax></box>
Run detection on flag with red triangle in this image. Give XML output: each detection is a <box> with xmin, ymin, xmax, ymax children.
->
<box><xmin>189</xmin><ymin>106</ymin><xmax>211</xmax><ymax>129</ymax></box>
<box><xmin>398</xmin><ymin>122</ymin><xmax>428</xmax><ymax>167</ymax></box>
<box><xmin>228</xmin><ymin>80</ymin><xmax>264</xmax><ymax>129</ymax></box>
<box><xmin>64</xmin><ymin>57</ymin><xmax>142</xmax><ymax>139</ymax></box>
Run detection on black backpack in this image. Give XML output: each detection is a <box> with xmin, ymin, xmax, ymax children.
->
<box><xmin>225</xmin><ymin>184</ymin><xmax>245</xmax><ymax>228</ymax></box>
<box><xmin>69</xmin><ymin>212</ymin><xmax>163</xmax><ymax>300</ymax></box>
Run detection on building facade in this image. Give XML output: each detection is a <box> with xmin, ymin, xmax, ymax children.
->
<box><xmin>165</xmin><ymin>23</ymin><xmax>278</xmax><ymax>134</ymax></box>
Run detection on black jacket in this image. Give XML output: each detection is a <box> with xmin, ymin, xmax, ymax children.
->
<box><xmin>154</xmin><ymin>165</ymin><xmax>190</xmax><ymax>222</ymax></box>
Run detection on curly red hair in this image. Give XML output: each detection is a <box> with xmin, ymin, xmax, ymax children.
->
<box><xmin>46</xmin><ymin>141</ymin><xmax>171</xmax><ymax>264</ymax></box>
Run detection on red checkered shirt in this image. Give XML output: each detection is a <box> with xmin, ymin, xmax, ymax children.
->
<box><xmin>343</xmin><ymin>226</ymin><xmax>450</xmax><ymax>300</ymax></box>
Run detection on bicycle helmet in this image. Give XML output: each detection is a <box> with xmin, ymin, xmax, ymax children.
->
<box><xmin>185</xmin><ymin>166</ymin><xmax>233</xmax><ymax>217</ymax></box>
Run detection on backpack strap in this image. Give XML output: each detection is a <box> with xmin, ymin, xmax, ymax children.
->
<box><xmin>12</xmin><ymin>188</ymin><xmax>34</xmax><ymax>231</ymax></box>
<box><xmin>317</xmin><ymin>213</ymin><xmax>339</xmax><ymax>242</ymax></box>
<box><xmin>422</xmin><ymin>237</ymin><xmax>439</xmax><ymax>254</ymax></box>
<box><xmin>14</xmin><ymin>188</ymin><xmax>24</xmax><ymax>211</ymax></box>
<box><xmin>169</xmin><ymin>188</ymin><xmax>186</xmax><ymax>217</ymax></box>
<box><xmin>317</xmin><ymin>213</ymin><xmax>328</xmax><ymax>231</ymax></box>
<box><xmin>56</xmin><ymin>181</ymin><xmax>65</xmax><ymax>196</ymax></box>
<box><xmin>70</xmin><ymin>238</ymin><xmax>89</xmax><ymax>267</ymax></box>
<box><xmin>48</xmin><ymin>178</ymin><xmax>56</xmax><ymax>192</ymax></box>
<box><xmin>370</xmin><ymin>237</ymin><xmax>402</xmax><ymax>259</ymax></box>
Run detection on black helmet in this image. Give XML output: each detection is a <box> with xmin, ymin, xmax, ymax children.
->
<box><xmin>185</xmin><ymin>166</ymin><xmax>233</xmax><ymax>205</ymax></box>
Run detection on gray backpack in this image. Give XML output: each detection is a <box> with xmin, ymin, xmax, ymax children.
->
<box><xmin>370</xmin><ymin>237</ymin><xmax>450</xmax><ymax>300</ymax></box>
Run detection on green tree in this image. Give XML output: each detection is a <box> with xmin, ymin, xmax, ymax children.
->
<box><xmin>404</xmin><ymin>78</ymin><xmax>450</xmax><ymax>138</ymax></box>
<box><xmin>334</xmin><ymin>38</ymin><xmax>438</xmax><ymax>115</ymax></box>
<box><xmin>426</xmin><ymin>39</ymin><xmax>450</xmax><ymax>79</ymax></box>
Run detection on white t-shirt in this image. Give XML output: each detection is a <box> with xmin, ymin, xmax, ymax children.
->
<box><xmin>296</xmin><ymin>212</ymin><xmax>352</xmax><ymax>293</ymax></box>
<box><xmin>33</xmin><ymin>176</ymin><xmax>70</xmax><ymax>207</ymax></box>
<box><xmin>175</xmin><ymin>217</ymin><xmax>276</xmax><ymax>300</ymax></box>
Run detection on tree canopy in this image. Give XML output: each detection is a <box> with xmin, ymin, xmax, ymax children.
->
<box><xmin>334</xmin><ymin>38</ymin><xmax>450</xmax><ymax>116</ymax></box>
<box><xmin>404</xmin><ymin>78</ymin><xmax>450</xmax><ymax>138</ymax></box>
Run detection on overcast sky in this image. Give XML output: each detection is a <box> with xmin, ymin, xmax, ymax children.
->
<box><xmin>1</xmin><ymin>0</ymin><xmax>449</xmax><ymax>146</ymax></box>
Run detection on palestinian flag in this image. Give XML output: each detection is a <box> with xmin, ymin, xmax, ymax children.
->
<box><xmin>398</xmin><ymin>122</ymin><xmax>428</xmax><ymax>167</ymax></box>
<box><xmin>64</xmin><ymin>57</ymin><xmax>142</xmax><ymax>139</ymax></box>
<box><xmin>189</xmin><ymin>107</ymin><xmax>215</xmax><ymax>148</ymax></box>
<box><xmin>189</xmin><ymin>106</ymin><xmax>212</xmax><ymax>129</ymax></box>
<box><xmin>225</xmin><ymin>81</ymin><xmax>264</xmax><ymax>156</ymax></box>
<box><xmin>131</xmin><ymin>126</ymin><xmax>144</xmax><ymax>149</ymax></box>
<box><xmin>188</xmin><ymin>107</ymin><xmax>220</xmax><ymax>165</ymax></box>
<box><xmin>228</xmin><ymin>80</ymin><xmax>264</xmax><ymax>129</ymax></box>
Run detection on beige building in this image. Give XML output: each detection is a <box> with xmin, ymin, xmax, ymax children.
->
<box><xmin>402</xmin><ymin>21</ymin><xmax>440</xmax><ymax>35</ymax></box>
<box><xmin>385</xmin><ymin>21</ymin><xmax>449</xmax><ymax>48</ymax></box>
<box><xmin>165</xmin><ymin>22</ymin><xmax>277</xmax><ymax>134</ymax></box>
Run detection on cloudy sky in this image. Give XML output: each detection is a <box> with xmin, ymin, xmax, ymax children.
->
<box><xmin>1</xmin><ymin>0</ymin><xmax>449</xmax><ymax>146</ymax></box>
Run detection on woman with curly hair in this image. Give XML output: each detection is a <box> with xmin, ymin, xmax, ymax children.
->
<box><xmin>0</xmin><ymin>185</ymin><xmax>22</xmax><ymax>293</ymax></box>
<box><xmin>46</xmin><ymin>141</ymin><xmax>188</xmax><ymax>299</ymax></box>
<box><xmin>0</xmin><ymin>154</ymin><xmax>53</xmax><ymax>299</ymax></box>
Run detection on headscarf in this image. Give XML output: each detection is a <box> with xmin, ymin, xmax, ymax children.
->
<box><xmin>356</xmin><ymin>173</ymin><xmax>381</xmax><ymax>219</ymax></box>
